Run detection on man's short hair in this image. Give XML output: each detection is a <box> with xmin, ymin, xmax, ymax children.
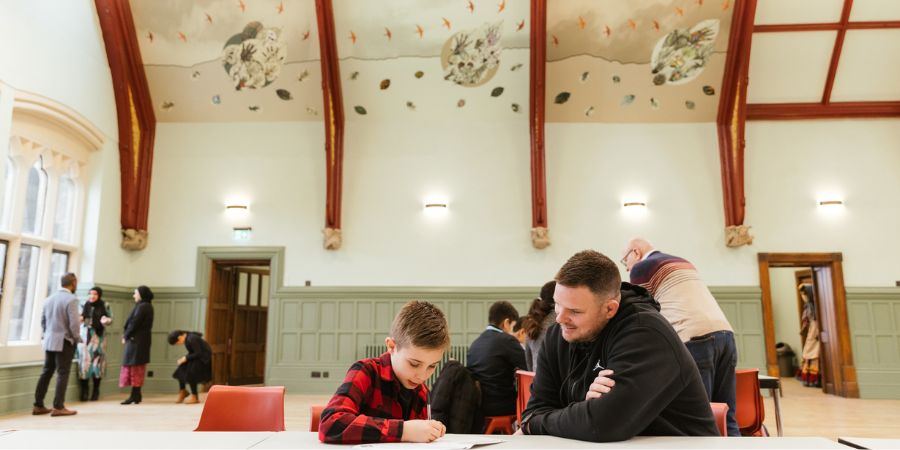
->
<box><xmin>60</xmin><ymin>272</ymin><xmax>77</xmax><ymax>288</ymax></box>
<box><xmin>555</xmin><ymin>250</ymin><xmax>621</xmax><ymax>299</ymax></box>
<box><xmin>488</xmin><ymin>301</ymin><xmax>519</xmax><ymax>327</ymax></box>
<box><xmin>391</xmin><ymin>301</ymin><xmax>450</xmax><ymax>350</ymax></box>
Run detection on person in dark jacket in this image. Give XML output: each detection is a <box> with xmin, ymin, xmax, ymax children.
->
<box><xmin>168</xmin><ymin>330</ymin><xmax>213</xmax><ymax>404</ymax></box>
<box><xmin>119</xmin><ymin>285</ymin><xmax>154</xmax><ymax>405</ymax></box>
<box><xmin>520</xmin><ymin>250</ymin><xmax>718</xmax><ymax>442</ymax></box>
<box><xmin>430</xmin><ymin>360</ymin><xmax>482</xmax><ymax>434</ymax></box>
<box><xmin>466</xmin><ymin>301</ymin><xmax>527</xmax><ymax>418</ymax></box>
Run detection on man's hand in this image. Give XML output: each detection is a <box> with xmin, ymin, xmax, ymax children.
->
<box><xmin>585</xmin><ymin>369</ymin><xmax>615</xmax><ymax>400</ymax></box>
<box><xmin>121</xmin><ymin>338</ymin><xmax>126</xmax><ymax>344</ymax></box>
<box><xmin>401</xmin><ymin>419</ymin><xmax>446</xmax><ymax>443</ymax></box>
<box><xmin>177</xmin><ymin>356</ymin><xmax>187</xmax><ymax>365</ymax></box>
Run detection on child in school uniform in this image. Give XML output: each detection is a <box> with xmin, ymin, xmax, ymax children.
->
<box><xmin>319</xmin><ymin>301</ymin><xmax>450</xmax><ymax>444</ymax></box>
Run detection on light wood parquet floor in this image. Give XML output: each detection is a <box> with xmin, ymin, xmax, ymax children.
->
<box><xmin>0</xmin><ymin>378</ymin><xmax>897</xmax><ymax>440</ymax></box>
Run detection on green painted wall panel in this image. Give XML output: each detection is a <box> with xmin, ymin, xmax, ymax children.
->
<box><xmin>847</xmin><ymin>288</ymin><xmax>900</xmax><ymax>399</ymax></box>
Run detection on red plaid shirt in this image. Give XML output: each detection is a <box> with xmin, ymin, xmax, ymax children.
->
<box><xmin>319</xmin><ymin>352</ymin><xmax>429</xmax><ymax>444</ymax></box>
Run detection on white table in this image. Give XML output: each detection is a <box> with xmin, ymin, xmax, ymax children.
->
<box><xmin>757</xmin><ymin>374</ymin><xmax>783</xmax><ymax>437</ymax></box>
<box><xmin>838</xmin><ymin>436</ymin><xmax>900</xmax><ymax>449</ymax></box>
<box><xmin>0</xmin><ymin>431</ymin><xmax>849</xmax><ymax>449</ymax></box>
<box><xmin>256</xmin><ymin>432</ymin><xmax>847</xmax><ymax>449</ymax></box>
<box><xmin>0</xmin><ymin>430</ymin><xmax>273</xmax><ymax>449</ymax></box>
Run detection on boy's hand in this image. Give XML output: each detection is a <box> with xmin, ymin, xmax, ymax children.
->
<box><xmin>401</xmin><ymin>420</ymin><xmax>446</xmax><ymax>442</ymax></box>
<box><xmin>585</xmin><ymin>369</ymin><xmax>615</xmax><ymax>400</ymax></box>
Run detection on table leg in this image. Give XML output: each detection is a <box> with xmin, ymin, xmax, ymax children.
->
<box><xmin>771</xmin><ymin>387</ymin><xmax>783</xmax><ymax>437</ymax></box>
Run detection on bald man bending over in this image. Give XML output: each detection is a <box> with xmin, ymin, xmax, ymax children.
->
<box><xmin>622</xmin><ymin>238</ymin><xmax>738</xmax><ymax>436</ymax></box>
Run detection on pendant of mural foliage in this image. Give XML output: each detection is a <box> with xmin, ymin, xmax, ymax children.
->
<box><xmin>650</xmin><ymin>19</ymin><xmax>719</xmax><ymax>86</ymax></box>
<box><xmin>221</xmin><ymin>22</ymin><xmax>287</xmax><ymax>91</ymax></box>
<box><xmin>441</xmin><ymin>21</ymin><xmax>503</xmax><ymax>87</ymax></box>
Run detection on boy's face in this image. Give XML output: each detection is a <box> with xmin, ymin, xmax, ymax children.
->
<box><xmin>385</xmin><ymin>337</ymin><xmax>445</xmax><ymax>390</ymax></box>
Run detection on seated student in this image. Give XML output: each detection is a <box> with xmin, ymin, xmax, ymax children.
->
<box><xmin>520</xmin><ymin>250</ymin><xmax>718</xmax><ymax>442</ymax></box>
<box><xmin>512</xmin><ymin>316</ymin><xmax>527</xmax><ymax>350</ymax></box>
<box><xmin>466</xmin><ymin>301</ymin><xmax>527</xmax><ymax>418</ymax></box>
<box><xmin>167</xmin><ymin>330</ymin><xmax>212</xmax><ymax>404</ymax></box>
<box><xmin>320</xmin><ymin>301</ymin><xmax>449</xmax><ymax>444</ymax></box>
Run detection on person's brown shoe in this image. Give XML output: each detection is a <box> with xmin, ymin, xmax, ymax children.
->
<box><xmin>175</xmin><ymin>389</ymin><xmax>188</xmax><ymax>404</ymax></box>
<box><xmin>32</xmin><ymin>406</ymin><xmax>51</xmax><ymax>415</ymax></box>
<box><xmin>184</xmin><ymin>394</ymin><xmax>199</xmax><ymax>404</ymax></box>
<box><xmin>50</xmin><ymin>408</ymin><xmax>77</xmax><ymax>417</ymax></box>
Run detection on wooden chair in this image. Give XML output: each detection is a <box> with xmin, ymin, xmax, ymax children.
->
<box><xmin>310</xmin><ymin>404</ymin><xmax>326</xmax><ymax>432</ymax></box>
<box><xmin>515</xmin><ymin>370</ymin><xmax>535</xmax><ymax>426</ymax></box>
<box><xmin>710</xmin><ymin>402</ymin><xmax>729</xmax><ymax>437</ymax></box>
<box><xmin>194</xmin><ymin>385</ymin><xmax>285</xmax><ymax>432</ymax></box>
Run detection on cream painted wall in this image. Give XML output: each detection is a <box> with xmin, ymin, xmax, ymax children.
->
<box><xmin>769</xmin><ymin>267</ymin><xmax>803</xmax><ymax>357</ymax></box>
<box><xmin>746</xmin><ymin>119</ymin><xmax>900</xmax><ymax>287</ymax></box>
<box><xmin>0</xmin><ymin>0</ymin><xmax>129</xmax><ymax>286</ymax></box>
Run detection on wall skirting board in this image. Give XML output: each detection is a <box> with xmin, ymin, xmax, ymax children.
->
<box><xmin>1</xmin><ymin>281</ymin><xmax>896</xmax><ymax>415</ymax></box>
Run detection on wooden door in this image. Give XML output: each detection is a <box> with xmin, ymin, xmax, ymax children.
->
<box><xmin>206</xmin><ymin>264</ymin><xmax>235</xmax><ymax>387</ymax></box>
<box><xmin>813</xmin><ymin>267</ymin><xmax>839</xmax><ymax>395</ymax></box>
<box><xmin>229</xmin><ymin>267</ymin><xmax>270</xmax><ymax>385</ymax></box>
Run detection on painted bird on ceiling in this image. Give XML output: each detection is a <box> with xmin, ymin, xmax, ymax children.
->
<box><xmin>238</xmin><ymin>0</ymin><xmax>246</xmax><ymax>13</ymax></box>
<box><xmin>517</xmin><ymin>20</ymin><xmax>525</xmax><ymax>31</ymax></box>
<box><xmin>675</xmin><ymin>7</ymin><xmax>684</xmax><ymax>16</ymax></box>
<box><xmin>578</xmin><ymin>16</ymin><xmax>586</xmax><ymax>30</ymax></box>
<box><xmin>498</xmin><ymin>0</ymin><xmax>506</xmax><ymax>13</ymax></box>
<box><xmin>147</xmin><ymin>31</ymin><xmax>154</xmax><ymax>42</ymax></box>
<box><xmin>442</xmin><ymin>17</ymin><xmax>451</xmax><ymax>30</ymax></box>
<box><xmin>276</xmin><ymin>1</ymin><xmax>284</xmax><ymax>14</ymax></box>
<box><xmin>349</xmin><ymin>31</ymin><xmax>357</xmax><ymax>44</ymax></box>
<box><xmin>467</xmin><ymin>0</ymin><xmax>474</xmax><ymax>14</ymax></box>
<box><xmin>178</xmin><ymin>31</ymin><xmax>187</xmax><ymax>42</ymax></box>
<box><xmin>302</xmin><ymin>30</ymin><xmax>310</xmax><ymax>40</ymax></box>
<box><xmin>205</xmin><ymin>13</ymin><xmax>213</xmax><ymax>24</ymax></box>
<box><xmin>384</xmin><ymin>27</ymin><xmax>392</xmax><ymax>40</ymax></box>
<box><xmin>416</xmin><ymin>24</ymin><xmax>424</xmax><ymax>38</ymax></box>
<box><xmin>604</xmin><ymin>24</ymin><xmax>611</xmax><ymax>37</ymax></box>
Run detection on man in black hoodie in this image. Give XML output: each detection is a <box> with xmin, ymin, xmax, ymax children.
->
<box><xmin>520</xmin><ymin>250</ymin><xmax>718</xmax><ymax>442</ymax></box>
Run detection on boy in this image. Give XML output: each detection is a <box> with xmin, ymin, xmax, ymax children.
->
<box><xmin>466</xmin><ymin>301</ymin><xmax>527</xmax><ymax>418</ymax></box>
<box><xmin>319</xmin><ymin>301</ymin><xmax>450</xmax><ymax>444</ymax></box>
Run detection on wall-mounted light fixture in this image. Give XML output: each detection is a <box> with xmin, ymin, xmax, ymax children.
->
<box><xmin>423</xmin><ymin>196</ymin><xmax>449</xmax><ymax>219</ymax></box>
<box><xmin>623</xmin><ymin>201</ymin><xmax>647</xmax><ymax>208</ymax></box>
<box><xmin>424</xmin><ymin>202</ymin><xmax>448</xmax><ymax>209</ymax></box>
<box><xmin>818</xmin><ymin>200</ymin><xmax>843</xmax><ymax>207</ymax></box>
<box><xmin>226</xmin><ymin>204</ymin><xmax>248</xmax><ymax>211</ymax></box>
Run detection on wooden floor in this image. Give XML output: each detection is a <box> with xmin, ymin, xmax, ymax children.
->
<box><xmin>0</xmin><ymin>378</ymin><xmax>897</xmax><ymax>439</ymax></box>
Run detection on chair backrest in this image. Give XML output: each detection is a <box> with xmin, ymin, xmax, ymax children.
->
<box><xmin>515</xmin><ymin>370</ymin><xmax>535</xmax><ymax>426</ymax></box>
<box><xmin>709</xmin><ymin>402</ymin><xmax>729</xmax><ymax>437</ymax></box>
<box><xmin>310</xmin><ymin>404</ymin><xmax>325</xmax><ymax>432</ymax></box>
<box><xmin>735</xmin><ymin>368</ymin><xmax>765</xmax><ymax>436</ymax></box>
<box><xmin>483</xmin><ymin>415</ymin><xmax>515</xmax><ymax>435</ymax></box>
<box><xmin>194</xmin><ymin>385</ymin><xmax>286</xmax><ymax>432</ymax></box>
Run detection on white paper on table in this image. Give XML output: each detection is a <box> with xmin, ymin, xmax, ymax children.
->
<box><xmin>352</xmin><ymin>436</ymin><xmax>504</xmax><ymax>450</ymax></box>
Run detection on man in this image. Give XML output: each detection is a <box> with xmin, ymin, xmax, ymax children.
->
<box><xmin>622</xmin><ymin>238</ymin><xmax>738</xmax><ymax>436</ymax></box>
<box><xmin>467</xmin><ymin>301</ymin><xmax>527</xmax><ymax>418</ymax></box>
<box><xmin>33</xmin><ymin>272</ymin><xmax>82</xmax><ymax>416</ymax></box>
<box><xmin>521</xmin><ymin>250</ymin><xmax>717</xmax><ymax>442</ymax></box>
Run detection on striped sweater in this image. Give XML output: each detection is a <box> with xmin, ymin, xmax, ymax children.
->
<box><xmin>629</xmin><ymin>251</ymin><xmax>732</xmax><ymax>342</ymax></box>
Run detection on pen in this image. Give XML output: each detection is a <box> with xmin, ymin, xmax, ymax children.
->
<box><xmin>427</xmin><ymin>391</ymin><xmax>432</xmax><ymax>420</ymax></box>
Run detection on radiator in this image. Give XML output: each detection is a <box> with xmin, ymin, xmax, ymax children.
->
<box><xmin>363</xmin><ymin>344</ymin><xmax>468</xmax><ymax>387</ymax></box>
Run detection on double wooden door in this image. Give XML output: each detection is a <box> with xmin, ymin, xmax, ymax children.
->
<box><xmin>207</xmin><ymin>262</ymin><xmax>270</xmax><ymax>386</ymax></box>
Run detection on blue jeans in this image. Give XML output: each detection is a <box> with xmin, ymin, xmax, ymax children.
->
<box><xmin>685</xmin><ymin>330</ymin><xmax>739</xmax><ymax>437</ymax></box>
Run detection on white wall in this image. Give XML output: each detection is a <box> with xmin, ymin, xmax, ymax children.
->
<box><xmin>0</xmin><ymin>0</ymin><xmax>129</xmax><ymax>287</ymax></box>
<box><xmin>137</xmin><ymin>117</ymin><xmax>900</xmax><ymax>289</ymax></box>
<box><xmin>746</xmin><ymin>119</ymin><xmax>900</xmax><ymax>287</ymax></box>
<box><xmin>770</xmin><ymin>267</ymin><xmax>803</xmax><ymax>356</ymax></box>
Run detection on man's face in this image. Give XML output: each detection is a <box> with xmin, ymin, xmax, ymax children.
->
<box><xmin>621</xmin><ymin>248</ymin><xmax>640</xmax><ymax>272</ymax></box>
<box><xmin>386</xmin><ymin>337</ymin><xmax>445</xmax><ymax>390</ymax></box>
<box><xmin>554</xmin><ymin>284</ymin><xmax>619</xmax><ymax>343</ymax></box>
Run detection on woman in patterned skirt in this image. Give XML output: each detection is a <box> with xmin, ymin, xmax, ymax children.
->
<box><xmin>76</xmin><ymin>286</ymin><xmax>112</xmax><ymax>401</ymax></box>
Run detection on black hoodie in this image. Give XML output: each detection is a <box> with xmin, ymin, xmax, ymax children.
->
<box><xmin>522</xmin><ymin>282</ymin><xmax>718</xmax><ymax>442</ymax></box>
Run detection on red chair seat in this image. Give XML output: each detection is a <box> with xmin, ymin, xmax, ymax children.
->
<box><xmin>310</xmin><ymin>404</ymin><xmax>325</xmax><ymax>432</ymax></box>
<box><xmin>710</xmin><ymin>402</ymin><xmax>729</xmax><ymax>437</ymax></box>
<box><xmin>194</xmin><ymin>385</ymin><xmax>285</xmax><ymax>432</ymax></box>
<box><xmin>483</xmin><ymin>415</ymin><xmax>515</xmax><ymax>435</ymax></box>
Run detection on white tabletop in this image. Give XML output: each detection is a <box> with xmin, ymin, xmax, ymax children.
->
<box><xmin>838</xmin><ymin>436</ymin><xmax>900</xmax><ymax>449</ymax></box>
<box><xmin>0</xmin><ymin>430</ymin><xmax>274</xmax><ymax>449</ymax></box>
<box><xmin>254</xmin><ymin>432</ymin><xmax>848</xmax><ymax>449</ymax></box>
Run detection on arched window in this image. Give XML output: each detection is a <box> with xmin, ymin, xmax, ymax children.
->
<box><xmin>21</xmin><ymin>157</ymin><xmax>47</xmax><ymax>235</ymax></box>
<box><xmin>53</xmin><ymin>172</ymin><xmax>76</xmax><ymax>242</ymax></box>
<box><xmin>1</xmin><ymin>158</ymin><xmax>15</xmax><ymax>230</ymax></box>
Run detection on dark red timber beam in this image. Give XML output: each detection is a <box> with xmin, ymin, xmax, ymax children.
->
<box><xmin>315</xmin><ymin>0</ymin><xmax>346</xmax><ymax>250</ymax></box>
<box><xmin>716</xmin><ymin>0</ymin><xmax>757</xmax><ymax>248</ymax></box>
<box><xmin>822</xmin><ymin>0</ymin><xmax>854</xmax><ymax>104</ymax></box>
<box><xmin>529</xmin><ymin>0</ymin><xmax>550</xmax><ymax>250</ymax></box>
<box><xmin>95</xmin><ymin>0</ymin><xmax>156</xmax><ymax>251</ymax></box>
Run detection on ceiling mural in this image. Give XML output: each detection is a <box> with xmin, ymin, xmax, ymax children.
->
<box><xmin>331</xmin><ymin>0</ymin><xmax>530</xmax><ymax>121</ymax></box>
<box><xmin>545</xmin><ymin>0</ymin><xmax>734</xmax><ymax>122</ymax></box>
<box><xmin>130</xmin><ymin>0</ymin><xmax>323</xmax><ymax>122</ymax></box>
<box><xmin>127</xmin><ymin>0</ymin><xmax>735</xmax><ymax>123</ymax></box>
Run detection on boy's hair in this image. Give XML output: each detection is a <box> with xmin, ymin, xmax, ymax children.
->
<box><xmin>390</xmin><ymin>301</ymin><xmax>450</xmax><ymax>350</ymax></box>
<box><xmin>556</xmin><ymin>250</ymin><xmax>621</xmax><ymax>300</ymax></box>
<box><xmin>167</xmin><ymin>329</ymin><xmax>187</xmax><ymax>345</ymax></box>
<box><xmin>488</xmin><ymin>301</ymin><xmax>519</xmax><ymax>327</ymax></box>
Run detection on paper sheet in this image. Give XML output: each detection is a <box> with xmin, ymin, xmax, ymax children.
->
<box><xmin>352</xmin><ymin>436</ymin><xmax>504</xmax><ymax>450</ymax></box>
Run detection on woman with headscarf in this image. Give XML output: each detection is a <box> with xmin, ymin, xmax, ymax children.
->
<box><xmin>76</xmin><ymin>286</ymin><xmax>112</xmax><ymax>401</ymax></box>
<box><xmin>167</xmin><ymin>330</ymin><xmax>213</xmax><ymax>404</ymax></box>
<box><xmin>120</xmin><ymin>285</ymin><xmax>154</xmax><ymax>405</ymax></box>
<box><xmin>522</xmin><ymin>280</ymin><xmax>557</xmax><ymax>371</ymax></box>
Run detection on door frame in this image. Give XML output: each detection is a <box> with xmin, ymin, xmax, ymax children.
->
<box><xmin>195</xmin><ymin>247</ymin><xmax>284</xmax><ymax>385</ymax></box>
<box><xmin>757</xmin><ymin>252</ymin><xmax>859</xmax><ymax>398</ymax></box>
